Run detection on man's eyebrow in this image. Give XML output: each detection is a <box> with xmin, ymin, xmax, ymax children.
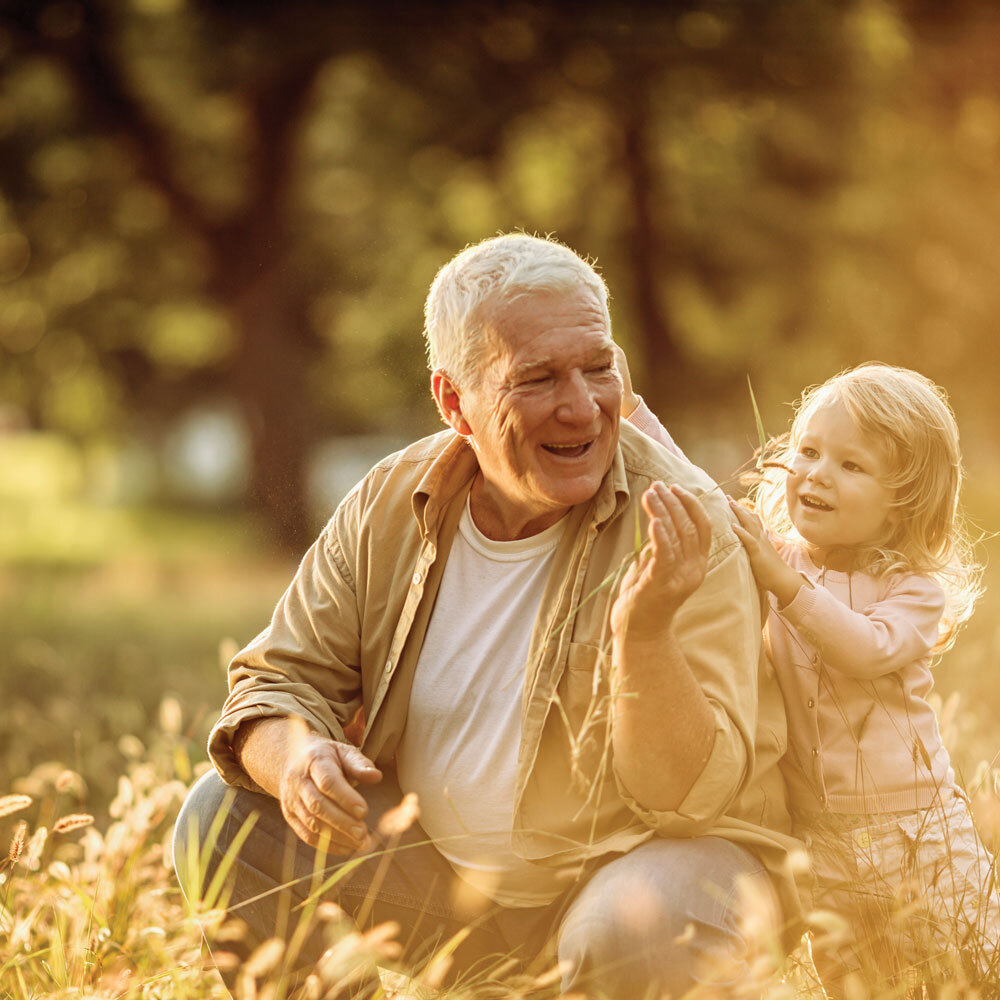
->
<box><xmin>509</xmin><ymin>358</ymin><xmax>553</xmax><ymax>381</ymax></box>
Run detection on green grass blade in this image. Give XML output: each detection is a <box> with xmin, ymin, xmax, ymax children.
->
<box><xmin>747</xmin><ymin>374</ymin><xmax>768</xmax><ymax>467</ymax></box>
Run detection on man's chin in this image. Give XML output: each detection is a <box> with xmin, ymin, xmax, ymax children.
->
<box><xmin>533</xmin><ymin>471</ymin><xmax>606</xmax><ymax>510</ymax></box>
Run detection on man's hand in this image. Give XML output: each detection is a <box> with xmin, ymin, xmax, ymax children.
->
<box><xmin>237</xmin><ymin>717</ymin><xmax>383</xmax><ymax>853</ymax></box>
<box><xmin>728</xmin><ymin>499</ymin><xmax>806</xmax><ymax>608</ymax></box>
<box><xmin>611</xmin><ymin>483</ymin><xmax>712</xmax><ymax>641</ymax></box>
<box><xmin>278</xmin><ymin>733</ymin><xmax>383</xmax><ymax>851</ymax></box>
<box><xmin>612</xmin><ymin>343</ymin><xmax>641</xmax><ymax>418</ymax></box>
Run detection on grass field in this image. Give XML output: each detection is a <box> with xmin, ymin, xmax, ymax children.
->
<box><xmin>2</xmin><ymin>492</ymin><xmax>999</xmax><ymax>998</ymax></box>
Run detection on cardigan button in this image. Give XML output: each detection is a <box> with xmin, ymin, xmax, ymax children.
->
<box><xmin>384</xmin><ymin>659</ymin><xmax>393</xmax><ymax>674</ymax></box>
<box><xmin>412</xmin><ymin>571</ymin><xmax>422</xmax><ymax>585</ymax></box>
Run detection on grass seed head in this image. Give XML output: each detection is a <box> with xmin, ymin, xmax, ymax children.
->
<box><xmin>7</xmin><ymin>820</ymin><xmax>27</xmax><ymax>864</ymax></box>
<box><xmin>0</xmin><ymin>794</ymin><xmax>32</xmax><ymax>818</ymax></box>
<box><xmin>53</xmin><ymin>813</ymin><xmax>95</xmax><ymax>834</ymax></box>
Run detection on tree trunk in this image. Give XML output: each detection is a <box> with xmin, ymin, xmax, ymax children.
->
<box><xmin>619</xmin><ymin>67</ymin><xmax>689</xmax><ymax>416</ymax></box>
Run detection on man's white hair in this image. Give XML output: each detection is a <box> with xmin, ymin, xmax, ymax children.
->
<box><xmin>423</xmin><ymin>233</ymin><xmax>610</xmax><ymax>388</ymax></box>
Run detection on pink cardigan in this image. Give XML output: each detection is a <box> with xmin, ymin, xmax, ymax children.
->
<box><xmin>626</xmin><ymin>400</ymin><xmax>956</xmax><ymax>815</ymax></box>
<box><xmin>767</xmin><ymin>540</ymin><xmax>953</xmax><ymax>814</ymax></box>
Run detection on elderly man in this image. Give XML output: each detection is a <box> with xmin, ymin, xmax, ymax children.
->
<box><xmin>174</xmin><ymin>233</ymin><xmax>802</xmax><ymax>998</ymax></box>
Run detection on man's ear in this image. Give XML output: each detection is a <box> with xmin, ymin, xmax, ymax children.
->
<box><xmin>431</xmin><ymin>370</ymin><xmax>473</xmax><ymax>436</ymax></box>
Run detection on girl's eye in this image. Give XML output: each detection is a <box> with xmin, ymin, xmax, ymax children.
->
<box><xmin>799</xmin><ymin>447</ymin><xmax>818</xmax><ymax>459</ymax></box>
<box><xmin>843</xmin><ymin>461</ymin><xmax>863</xmax><ymax>473</ymax></box>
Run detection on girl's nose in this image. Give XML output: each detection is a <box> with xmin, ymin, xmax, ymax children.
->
<box><xmin>806</xmin><ymin>460</ymin><xmax>832</xmax><ymax>486</ymax></box>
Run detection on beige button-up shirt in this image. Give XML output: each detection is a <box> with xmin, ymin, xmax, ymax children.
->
<box><xmin>209</xmin><ymin>422</ymin><xmax>806</xmax><ymax>932</ymax></box>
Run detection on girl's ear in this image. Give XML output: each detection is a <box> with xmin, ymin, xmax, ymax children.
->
<box><xmin>431</xmin><ymin>370</ymin><xmax>473</xmax><ymax>436</ymax></box>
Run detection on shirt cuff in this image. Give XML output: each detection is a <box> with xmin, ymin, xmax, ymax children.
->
<box><xmin>614</xmin><ymin>702</ymin><xmax>747</xmax><ymax>836</ymax></box>
<box><xmin>775</xmin><ymin>579</ymin><xmax>824</xmax><ymax>643</ymax></box>
<box><xmin>208</xmin><ymin>698</ymin><xmax>347</xmax><ymax>794</ymax></box>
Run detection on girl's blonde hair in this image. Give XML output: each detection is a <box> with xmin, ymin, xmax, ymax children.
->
<box><xmin>754</xmin><ymin>363</ymin><xmax>982</xmax><ymax>651</ymax></box>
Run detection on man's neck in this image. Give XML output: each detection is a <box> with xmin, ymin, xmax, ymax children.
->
<box><xmin>468</xmin><ymin>473</ymin><xmax>567</xmax><ymax>541</ymax></box>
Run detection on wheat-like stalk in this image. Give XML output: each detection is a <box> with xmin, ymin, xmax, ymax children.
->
<box><xmin>52</xmin><ymin>813</ymin><xmax>95</xmax><ymax>834</ymax></box>
<box><xmin>6</xmin><ymin>820</ymin><xmax>28</xmax><ymax>865</ymax></box>
<box><xmin>0</xmin><ymin>794</ymin><xmax>32</xmax><ymax>818</ymax></box>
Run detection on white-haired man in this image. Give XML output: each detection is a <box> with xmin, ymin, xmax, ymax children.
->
<box><xmin>175</xmin><ymin>233</ymin><xmax>803</xmax><ymax>998</ymax></box>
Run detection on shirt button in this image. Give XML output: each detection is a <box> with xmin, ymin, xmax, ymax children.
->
<box><xmin>807</xmin><ymin>698</ymin><xmax>815</xmax><ymax>708</ymax></box>
<box><xmin>811</xmin><ymin>747</ymin><xmax>819</xmax><ymax>757</ymax></box>
<box><xmin>384</xmin><ymin>659</ymin><xmax>393</xmax><ymax>674</ymax></box>
<box><xmin>811</xmin><ymin>654</ymin><xmax>819</xmax><ymax>665</ymax></box>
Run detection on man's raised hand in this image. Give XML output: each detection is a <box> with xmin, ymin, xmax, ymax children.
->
<box><xmin>611</xmin><ymin>483</ymin><xmax>712</xmax><ymax>642</ymax></box>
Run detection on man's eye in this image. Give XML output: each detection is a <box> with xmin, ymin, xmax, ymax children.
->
<box><xmin>587</xmin><ymin>364</ymin><xmax>614</xmax><ymax>375</ymax></box>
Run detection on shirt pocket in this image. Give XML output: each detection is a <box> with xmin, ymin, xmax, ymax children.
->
<box><xmin>558</xmin><ymin>641</ymin><xmax>611</xmax><ymax>794</ymax></box>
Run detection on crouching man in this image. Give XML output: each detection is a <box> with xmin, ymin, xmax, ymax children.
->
<box><xmin>174</xmin><ymin>233</ymin><xmax>803</xmax><ymax>998</ymax></box>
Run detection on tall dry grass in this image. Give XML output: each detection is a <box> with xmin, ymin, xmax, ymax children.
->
<box><xmin>2</xmin><ymin>503</ymin><xmax>1000</xmax><ymax>998</ymax></box>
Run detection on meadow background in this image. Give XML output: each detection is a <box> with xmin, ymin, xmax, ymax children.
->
<box><xmin>2</xmin><ymin>1</ymin><xmax>1000</xmax><ymax>996</ymax></box>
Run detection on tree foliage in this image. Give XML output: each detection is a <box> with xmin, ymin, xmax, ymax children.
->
<box><xmin>2</xmin><ymin>0</ymin><xmax>999</xmax><ymax>549</ymax></box>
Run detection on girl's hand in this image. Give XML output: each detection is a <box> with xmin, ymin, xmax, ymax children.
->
<box><xmin>612</xmin><ymin>343</ymin><xmax>641</xmax><ymax>418</ymax></box>
<box><xmin>728</xmin><ymin>499</ymin><xmax>806</xmax><ymax>608</ymax></box>
<box><xmin>611</xmin><ymin>483</ymin><xmax>712</xmax><ymax>641</ymax></box>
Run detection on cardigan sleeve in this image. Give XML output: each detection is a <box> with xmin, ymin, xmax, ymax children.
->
<box><xmin>776</xmin><ymin>572</ymin><xmax>945</xmax><ymax>681</ymax></box>
<box><xmin>625</xmin><ymin>397</ymin><xmax>687</xmax><ymax>462</ymax></box>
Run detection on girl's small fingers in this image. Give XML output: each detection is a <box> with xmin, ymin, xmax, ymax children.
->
<box><xmin>728</xmin><ymin>500</ymin><xmax>761</xmax><ymax>535</ymax></box>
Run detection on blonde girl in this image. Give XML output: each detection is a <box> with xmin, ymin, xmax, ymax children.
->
<box><xmin>620</xmin><ymin>358</ymin><xmax>999</xmax><ymax>991</ymax></box>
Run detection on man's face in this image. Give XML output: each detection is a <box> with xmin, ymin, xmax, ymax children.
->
<box><xmin>452</xmin><ymin>284</ymin><xmax>622</xmax><ymax>539</ymax></box>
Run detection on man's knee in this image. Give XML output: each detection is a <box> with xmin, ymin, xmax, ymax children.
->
<box><xmin>172</xmin><ymin>769</ymin><xmax>254</xmax><ymax>902</ymax></box>
<box><xmin>557</xmin><ymin>837</ymin><xmax>778</xmax><ymax>999</ymax></box>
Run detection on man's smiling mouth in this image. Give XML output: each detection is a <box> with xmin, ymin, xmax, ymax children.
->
<box><xmin>799</xmin><ymin>494</ymin><xmax>833</xmax><ymax>511</ymax></box>
<box><xmin>542</xmin><ymin>441</ymin><xmax>594</xmax><ymax>458</ymax></box>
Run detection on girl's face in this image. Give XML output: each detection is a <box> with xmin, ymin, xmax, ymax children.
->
<box><xmin>785</xmin><ymin>397</ymin><xmax>897</xmax><ymax>569</ymax></box>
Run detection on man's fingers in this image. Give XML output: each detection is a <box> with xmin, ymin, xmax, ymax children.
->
<box><xmin>287</xmin><ymin>805</ymin><xmax>363</xmax><ymax>854</ymax></box>
<box><xmin>309</xmin><ymin>752</ymin><xmax>370</xmax><ymax>819</ymax></box>
<box><xmin>668</xmin><ymin>485</ymin><xmax>712</xmax><ymax>559</ymax></box>
<box><xmin>644</xmin><ymin>487</ymin><xmax>681</xmax><ymax>564</ymax></box>
<box><xmin>299</xmin><ymin>779</ymin><xmax>369</xmax><ymax>842</ymax></box>
<box><xmin>648</xmin><ymin>483</ymin><xmax>707</xmax><ymax>565</ymax></box>
<box><xmin>338</xmin><ymin>746</ymin><xmax>383</xmax><ymax>786</ymax></box>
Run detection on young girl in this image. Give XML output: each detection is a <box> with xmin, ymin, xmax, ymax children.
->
<box><xmin>620</xmin><ymin>357</ymin><xmax>1000</xmax><ymax>991</ymax></box>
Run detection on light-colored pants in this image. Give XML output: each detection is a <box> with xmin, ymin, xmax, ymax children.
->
<box><xmin>797</xmin><ymin>792</ymin><xmax>1000</xmax><ymax>991</ymax></box>
<box><xmin>174</xmin><ymin>769</ymin><xmax>780</xmax><ymax>999</ymax></box>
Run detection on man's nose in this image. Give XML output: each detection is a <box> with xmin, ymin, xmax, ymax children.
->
<box><xmin>555</xmin><ymin>370</ymin><xmax>600</xmax><ymax>423</ymax></box>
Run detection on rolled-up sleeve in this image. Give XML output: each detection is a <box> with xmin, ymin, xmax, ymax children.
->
<box><xmin>615</xmin><ymin>532</ymin><xmax>762</xmax><ymax>835</ymax></box>
<box><xmin>208</xmin><ymin>499</ymin><xmax>364</xmax><ymax>793</ymax></box>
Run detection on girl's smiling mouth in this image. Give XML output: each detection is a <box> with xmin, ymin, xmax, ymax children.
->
<box><xmin>799</xmin><ymin>494</ymin><xmax>834</xmax><ymax>512</ymax></box>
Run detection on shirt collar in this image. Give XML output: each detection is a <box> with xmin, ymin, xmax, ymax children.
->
<box><xmin>411</xmin><ymin>431</ymin><xmax>632</xmax><ymax>540</ymax></box>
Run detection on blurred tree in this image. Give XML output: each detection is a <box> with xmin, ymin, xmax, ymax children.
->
<box><xmin>2</xmin><ymin>0</ymin><xmax>1000</xmax><ymax>551</ymax></box>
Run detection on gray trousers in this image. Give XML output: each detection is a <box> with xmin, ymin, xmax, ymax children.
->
<box><xmin>173</xmin><ymin>770</ymin><xmax>778</xmax><ymax>999</ymax></box>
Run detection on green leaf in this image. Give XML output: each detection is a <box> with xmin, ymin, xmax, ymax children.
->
<box><xmin>747</xmin><ymin>375</ymin><xmax>768</xmax><ymax>469</ymax></box>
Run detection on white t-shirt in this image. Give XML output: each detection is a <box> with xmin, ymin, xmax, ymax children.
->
<box><xmin>396</xmin><ymin>496</ymin><xmax>568</xmax><ymax>907</ymax></box>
